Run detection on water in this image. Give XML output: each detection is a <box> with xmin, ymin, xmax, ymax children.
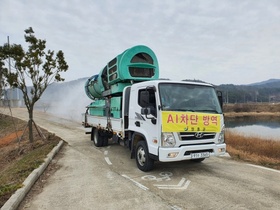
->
<box><xmin>225</xmin><ymin>116</ymin><xmax>280</xmax><ymax>141</ymax></box>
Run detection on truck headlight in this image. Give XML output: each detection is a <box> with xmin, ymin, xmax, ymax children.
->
<box><xmin>218</xmin><ymin>126</ymin><xmax>225</xmax><ymax>143</ymax></box>
<box><xmin>161</xmin><ymin>132</ymin><xmax>176</xmax><ymax>147</ymax></box>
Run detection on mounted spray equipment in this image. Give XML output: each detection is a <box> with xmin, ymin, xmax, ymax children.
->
<box><xmin>84</xmin><ymin>45</ymin><xmax>159</xmax><ymax>101</ymax></box>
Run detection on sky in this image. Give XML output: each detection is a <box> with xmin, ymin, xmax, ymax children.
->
<box><xmin>1</xmin><ymin>0</ymin><xmax>280</xmax><ymax>85</ymax></box>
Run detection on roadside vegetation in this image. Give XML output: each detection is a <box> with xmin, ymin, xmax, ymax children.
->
<box><xmin>1</xmin><ymin>27</ymin><xmax>68</xmax><ymax>144</ymax></box>
<box><xmin>223</xmin><ymin>102</ymin><xmax>280</xmax><ymax>114</ymax></box>
<box><xmin>0</xmin><ymin>113</ymin><xmax>61</xmax><ymax>207</ymax></box>
<box><xmin>225</xmin><ymin>131</ymin><xmax>280</xmax><ymax>170</ymax></box>
<box><xmin>223</xmin><ymin>102</ymin><xmax>280</xmax><ymax>170</ymax></box>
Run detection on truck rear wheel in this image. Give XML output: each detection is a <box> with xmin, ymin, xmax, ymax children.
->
<box><xmin>135</xmin><ymin>141</ymin><xmax>154</xmax><ymax>172</ymax></box>
<box><xmin>102</xmin><ymin>136</ymin><xmax>108</xmax><ymax>147</ymax></box>
<box><xmin>93</xmin><ymin>128</ymin><xmax>103</xmax><ymax>147</ymax></box>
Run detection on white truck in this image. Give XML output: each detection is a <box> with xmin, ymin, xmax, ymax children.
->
<box><xmin>82</xmin><ymin>45</ymin><xmax>226</xmax><ymax>171</ymax></box>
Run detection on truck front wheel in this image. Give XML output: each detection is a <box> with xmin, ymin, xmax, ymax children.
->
<box><xmin>135</xmin><ymin>141</ymin><xmax>154</xmax><ymax>172</ymax></box>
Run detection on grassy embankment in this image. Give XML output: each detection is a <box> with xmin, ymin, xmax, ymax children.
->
<box><xmin>224</xmin><ymin>103</ymin><xmax>280</xmax><ymax>170</ymax></box>
<box><xmin>0</xmin><ymin>113</ymin><xmax>61</xmax><ymax>207</ymax></box>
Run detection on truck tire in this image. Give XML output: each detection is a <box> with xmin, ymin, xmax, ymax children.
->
<box><xmin>90</xmin><ymin>128</ymin><xmax>95</xmax><ymax>141</ymax></box>
<box><xmin>93</xmin><ymin>128</ymin><xmax>103</xmax><ymax>147</ymax></box>
<box><xmin>135</xmin><ymin>141</ymin><xmax>154</xmax><ymax>172</ymax></box>
<box><xmin>102</xmin><ymin>136</ymin><xmax>109</xmax><ymax>147</ymax></box>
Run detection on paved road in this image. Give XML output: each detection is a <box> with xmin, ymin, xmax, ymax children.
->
<box><xmin>2</xmin><ymin>108</ymin><xmax>280</xmax><ymax>210</ymax></box>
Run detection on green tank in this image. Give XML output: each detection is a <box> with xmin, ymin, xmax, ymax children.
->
<box><xmin>85</xmin><ymin>45</ymin><xmax>159</xmax><ymax>99</ymax></box>
<box><xmin>85</xmin><ymin>45</ymin><xmax>159</xmax><ymax>118</ymax></box>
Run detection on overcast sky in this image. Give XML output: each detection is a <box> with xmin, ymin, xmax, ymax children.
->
<box><xmin>1</xmin><ymin>0</ymin><xmax>279</xmax><ymax>85</ymax></box>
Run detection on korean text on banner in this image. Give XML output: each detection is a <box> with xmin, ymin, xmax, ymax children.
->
<box><xmin>162</xmin><ymin>111</ymin><xmax>221</xmax><ymax>132</ymax></box>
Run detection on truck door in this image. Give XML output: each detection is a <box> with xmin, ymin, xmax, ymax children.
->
<box><xmin>134</xmin><ymin>87</ymin><xmax>159</xmax><ymax>156</ymax></box>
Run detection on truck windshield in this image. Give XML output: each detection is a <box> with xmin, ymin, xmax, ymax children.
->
<box><xmin>159</xmin><ymin>83</ymin><xmax>222</xmax><ymax>114</ymax></box>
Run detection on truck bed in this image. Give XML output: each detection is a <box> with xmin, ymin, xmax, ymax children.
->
<box><xmin>82</xmin><ymin>114</ymin><xmax>123</xmax><ymax>134</ymax></box>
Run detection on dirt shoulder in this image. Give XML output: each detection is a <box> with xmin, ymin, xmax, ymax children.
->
<box><xmin>0</xmin><ymin>112</ymin><xmax>62</xmax><ymax>207</ymax></box>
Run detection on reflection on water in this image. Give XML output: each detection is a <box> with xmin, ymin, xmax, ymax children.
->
<box><xmin>225</xmin><ymin>116</ymin><xmax>280</xmax><ymax>141</ymax></box>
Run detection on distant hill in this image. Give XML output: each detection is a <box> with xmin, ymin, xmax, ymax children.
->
<box><xmin>248</xmin><ymin>79</ymin><xmax>280</xmax><ymax>86</ymax></box>
<box><xmin>217</xmin><ymin>78</ymin><xmax>280</xmax><ymax>103</ymax></box>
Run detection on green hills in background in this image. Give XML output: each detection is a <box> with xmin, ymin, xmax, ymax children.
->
<box><xmin>217</xmin><ymin>79</ymin><xmax>280</xmax><ymax>103</ymax></box>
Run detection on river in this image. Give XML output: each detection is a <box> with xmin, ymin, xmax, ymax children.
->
<box><xmin>225</xmin><ymin>116</ymin><xmax>280</xmax><ymax>141</ymax></box>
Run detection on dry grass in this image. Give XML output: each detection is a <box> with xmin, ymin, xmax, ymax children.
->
<box><xmin>223</xmin><ymin>102</ymin><xmax>280</xmax><ymax>113</ymax></box>
<box><xmin>0</xmin><ymin>114</ymin><xmax>62</xmax><ymax>207</ymax></box>
<box><xmin>225</xmin><ymin>130</ymin><xmax>280</xmax><ymax>170</ymax></box>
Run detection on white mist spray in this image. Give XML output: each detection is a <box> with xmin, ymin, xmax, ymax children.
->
<box><xmin>38</xmin><ymin>78</ymin><xmax>92</xmax><ymax>123</ymax></box>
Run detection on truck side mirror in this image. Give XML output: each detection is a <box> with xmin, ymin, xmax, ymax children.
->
<box><xmin>141</xmin><ymin>107</ymin><xmax>156</xmax><ymax>125</ymax></box>
<box><xmin>217</xmin><ymin>91</ymin><xmax>223</xmax><ymax>109</ymax></box>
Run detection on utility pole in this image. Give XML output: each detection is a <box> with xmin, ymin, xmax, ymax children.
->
<box><xmin>226</xmin><ymin>91</ymin><xmax>229</xmax><ymax>103</ymax></box>
<box><xmin>7</xmin><ymin>36</ymin><xmax>13</xmax><ymax>107</ymax></box>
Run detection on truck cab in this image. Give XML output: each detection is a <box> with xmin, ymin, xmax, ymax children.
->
<box><xmin>123</xmin><ymin>80</ymin><xmax>226</xmax><ymax>171</ymax></box>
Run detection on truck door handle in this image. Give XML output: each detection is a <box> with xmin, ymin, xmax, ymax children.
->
<box><xmin>135</xmin><ymin>121</ymin><xmax>140</xmax><ymax>127</ymax></box>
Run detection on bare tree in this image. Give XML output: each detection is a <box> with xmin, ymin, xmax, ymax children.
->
<box><xmin>0</xmin><ymin>27</ymin><xmax>69</xmax><ymax>143</ymax></box>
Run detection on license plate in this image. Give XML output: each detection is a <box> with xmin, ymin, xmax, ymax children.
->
<box><xmin>191</xmin><ymin>152</ymin><xmax>210</xmax><ymax>159</ymax></box>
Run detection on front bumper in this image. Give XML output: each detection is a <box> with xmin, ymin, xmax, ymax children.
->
<box><xmin>158</xmin><ymin>143</ymin><xmax>226</xmax><ymax>162</ymax></box>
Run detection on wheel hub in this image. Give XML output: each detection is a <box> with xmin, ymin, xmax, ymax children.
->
<box><xmin>137</xmin><ymin>147</ymin><xmax>146</xmax><ymax>166</ymax></box>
